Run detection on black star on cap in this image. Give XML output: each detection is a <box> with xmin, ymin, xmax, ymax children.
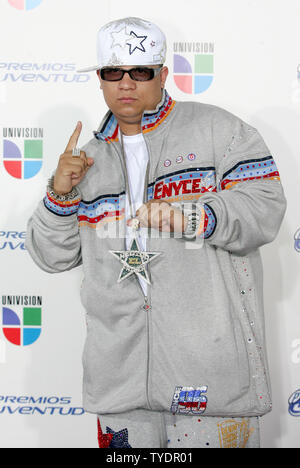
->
<box><xmin>126</xmin><ymin>31</ymin><xmax>147</xmax><ymax>55</ymax></box>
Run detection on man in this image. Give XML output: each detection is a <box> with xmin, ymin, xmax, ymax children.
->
<box><xmin>26</xmin><ymin>17</ymin><xmax>287</xmax><ymax>448</ymax></box>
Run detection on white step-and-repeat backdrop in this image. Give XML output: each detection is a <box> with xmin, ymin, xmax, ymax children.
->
<box><xmin>0</xmin><ymin>0</ymin><xmax>299</xmax><ymax>448</ymax></box>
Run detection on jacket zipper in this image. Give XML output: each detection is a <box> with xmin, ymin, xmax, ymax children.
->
<box><xmin>142</xmin><ymin>139</ymin><xmax>153</xmax><ymax>410</ymax></box>
<box><xmin>112</xmin><ymin>136</ymin><xmax>153</xmax><ymax>410</ymax></box>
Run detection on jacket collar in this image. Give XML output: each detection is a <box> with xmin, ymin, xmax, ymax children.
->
<box><xmin>94</xmin><ymin>89</ymin><xmax>175</xmax><ymax>143</ymax></box>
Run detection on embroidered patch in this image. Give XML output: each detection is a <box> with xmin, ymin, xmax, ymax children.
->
<box><xmin>106</xmin><ymin>426</ymin><xmax>132</xmax><ymax>448</ymax></box>
<box><xmin>187</xmin><ymin>153</ymin><xmax>196</xmax><ymax>161</ymax></box>
<box><xmin>97</xmin><ymin>418</ymin><xmax>132</xmax><ymax>448</ymax></box>
<box><xmin>218</xmin><ymin>419</ymin><xmax>254</xmax><ymax>448</ymax></box>
<box><xmin>97</xmin><ymin>418</ymin><xmax>113</xmax><ymax>448</ymax></box>
<box><xmin>170</xmin><ymin>386</ymin><xmax>208</xmax><ymax>415</ymax></box>
<box><xmin>151</xmin><ymin>167</ymin><xmax>216</xmax><ymax>203</ymax></box>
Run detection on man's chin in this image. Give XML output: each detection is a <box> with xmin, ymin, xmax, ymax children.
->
<box><xmin>115</xmin><ymin>111</ymin><xmax>143</xmax><ymax>125</ymax></box>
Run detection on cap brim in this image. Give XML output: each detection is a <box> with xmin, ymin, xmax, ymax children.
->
<box><xmin>76</xmin><ymin>65</ymin><xmax>100</xmax><ymax>73</ymax></box>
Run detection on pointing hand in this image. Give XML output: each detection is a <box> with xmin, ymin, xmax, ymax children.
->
<box><xmin>53</xmin><ymin>122</ymin><xmax>94</xmax><ymax>195</ymax></box>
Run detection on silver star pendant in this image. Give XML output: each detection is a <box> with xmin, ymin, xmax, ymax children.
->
<box><xmin>109</xmin><ymin>235</ymin><xmax>161</xmax><ymax>285</ymax></box>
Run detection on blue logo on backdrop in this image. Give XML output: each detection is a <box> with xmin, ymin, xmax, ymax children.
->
<box><xmin>288</xmin><ymin>389</ymin><xmax>300</xmax><ymax>416</ymax></box>
<box><xmin>0</xmin><ymin>395</ymin><xmax>85</xmax><ymax>415</ymax></box>
<box><xmin>0</xmin><ymin>63</ymin><xmax>90</xmax><ymax>83</ymax></box>
<box><xmin>295</xmin><ymin>228</ymin><xmax>300</xmax><ymax>253</ymax></box>
<box><xmin>0</xmin><ymin>231</ymin><xmax>26</xmax><ymax>251</ymax></box>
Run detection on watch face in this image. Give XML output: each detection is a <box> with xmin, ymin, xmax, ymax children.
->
<box><xmin>183</xmin><ymin>211</ymin><xmax>201</xmax><ymax>237</ymax></box>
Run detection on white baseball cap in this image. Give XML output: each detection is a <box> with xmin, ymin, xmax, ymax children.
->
<box><xmin>77</xmin><ymin>17</ymin><xmax>167</xmax><ymax>72</ymax></box>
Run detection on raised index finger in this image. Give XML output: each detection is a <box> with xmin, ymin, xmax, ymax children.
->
<box><xmin>65</xmin><ymin>121</ymin><xmax>82</xmax><ymax>152</ymax></box>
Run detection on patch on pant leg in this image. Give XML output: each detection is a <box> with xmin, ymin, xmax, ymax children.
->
<box><xmin>170</xmin><ymin>386</ymin><xmax>208</xmax><ymax>414</ymax></box>
<box><xmin>97</xmin><ymin>418</ymin><xmax>132</xmax><ymax>448</ymax></box>
<box><xmin>217</xmin><ymin>419</ymin><xmax>255</xmax><ymax>448</ymax></box>
<box><xmin>97</xmin><ymin>418</ymin><xmax>113</xmax><ymax>448</ymax></box>
<box><xmin>106</xmin><ymin>426</ymin><xmax>132</xmax><ymax>448</ymax></box>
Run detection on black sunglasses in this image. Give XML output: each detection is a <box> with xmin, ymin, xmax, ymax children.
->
<box><xmin>100</xmin><ymin>66</ymin><xmax>163</xmax><ymax>82</ymax></box>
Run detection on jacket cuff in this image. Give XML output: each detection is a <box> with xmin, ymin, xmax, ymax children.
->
<box><xmin>201</xmin><ymin>203</ymin><xmax>217</xmax><ymax>239</ymax></box>
<box><xmin>182</xmin><ymin>202</ymin><xmax>217</xmax><ymax>241</ymax></box>
<box><xmin>43</xmin><ymin>191</ymin><xmax>81</xmax><ymax>217</ymax></box>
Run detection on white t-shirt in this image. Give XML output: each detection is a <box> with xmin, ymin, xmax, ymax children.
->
<box><xmin>122</xmin><ymin>133</ymin><xmax>149</xmax><ymax>297</ymax></box>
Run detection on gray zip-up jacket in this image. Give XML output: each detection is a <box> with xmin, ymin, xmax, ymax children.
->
<box><xmin>26</xmin><ymin>90</ymin><xmax>287</xmax><ymax>417</ymax></box>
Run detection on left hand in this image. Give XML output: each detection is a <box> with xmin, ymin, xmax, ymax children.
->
<box><xmin>127</xmin><ymin>200</ymin><xmax>188</xmax><ymax>233</ymax></box>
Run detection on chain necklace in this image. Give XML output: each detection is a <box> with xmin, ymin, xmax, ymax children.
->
<box><xmin>109</xmin><ymin>131</ymin><xmax>161</xmax><ymax>285</ymax></box>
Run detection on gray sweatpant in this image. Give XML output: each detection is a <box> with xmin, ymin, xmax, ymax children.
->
<box><xmin>97</xmin><ymin>409</ymin><xmax>260</xmax><ymax>448</ymax></box>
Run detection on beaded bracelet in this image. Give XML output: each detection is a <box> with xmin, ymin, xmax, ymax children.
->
<box><xmin>46</xmin><ymin>175</ymin><xmax>80</xmax><ymax>202</ymax></box>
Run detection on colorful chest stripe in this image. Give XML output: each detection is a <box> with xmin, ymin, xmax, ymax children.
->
<box><xmin>78</xmin><ymin>192</ymin><xmax>126</xmax><ymax>227</ymax></box>
<box><xmin>75</xmin><ymin>168</ymin><xmax>217</xmax><ymax>238</ymax></box>
<box><xmin>44</xmin><ymin>156</ymin><xmax>279</xmax><ymax>241</ymax></box>
<box><xmin>148</xmin><ymin>167</ymin><xmax>217</xmax><ymax>202</ymax></box>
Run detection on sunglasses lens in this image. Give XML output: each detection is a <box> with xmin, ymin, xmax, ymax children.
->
<box><xmin>130</xmin><ymin>68</ymin><xmax>154</xmax><ymax>81</ymax></box>
<box><xmin>101</xmin><ymin>68</ymin><xmax>124</xmax><ymax>81</ymax></box>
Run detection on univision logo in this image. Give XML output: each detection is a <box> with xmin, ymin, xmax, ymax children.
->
<box><xmin>2</xmin><ymin>296</ymin><xmax>42</xmax><ymax>347</ymax></box>
<box><xmin>8</xmin><ymin>0</ymin><xmax>43</xmax><ymax>10</ymax></box>
<box><xmin>2</xmin><ymin>128</ymin><xmax>43</xmax><ymax>179</ymax></box>
<box><xmin>295</xmin><ymin>228</ymin><xmax>300</xmax><ymax>253</ymax></box>
<box><xmin>173</xmin><ymin>42</ymin><xmax>214</xmax><ymax>94</ymax></box>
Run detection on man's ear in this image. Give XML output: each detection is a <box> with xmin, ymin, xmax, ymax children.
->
<box><xmin>96</xmin><ymin>70</ymin><xmax>102</xmax><ymax>89</ymax></box>
<box><xmin>160</xmin><ymin>66</ymin><xmax>169</xmax><ymax>89</ymax></box>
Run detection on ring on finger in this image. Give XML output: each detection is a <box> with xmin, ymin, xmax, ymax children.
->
<box><xmin>72</xmin><ymin>147</ymin><xmax>81</xmax><ymax>157</ymax></box>
<box><xmin>131</xmin><ymin>218</ymin><xmax>140</xmax><ymax>231</ymax></box>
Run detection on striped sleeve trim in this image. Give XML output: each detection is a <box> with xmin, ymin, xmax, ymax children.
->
<box><xmin>43</xmin><ymin>192</ymin><xmax>81</xmax><ymax>217</ymax></box>
<box><xmin>194</xmin><ymin>203</ymin><xmax>217</xmax><ymax>239</ymax></box>
<box><xmin>220</xmin><ymin>155</ymin><xmax>280</xmax><ymax>190</ymax></box>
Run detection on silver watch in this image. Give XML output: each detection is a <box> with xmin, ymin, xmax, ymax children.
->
<box><xmin>182</xmin><ymin>203</ymin><xmax>202</xmax><ymax>240</ymax></box>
